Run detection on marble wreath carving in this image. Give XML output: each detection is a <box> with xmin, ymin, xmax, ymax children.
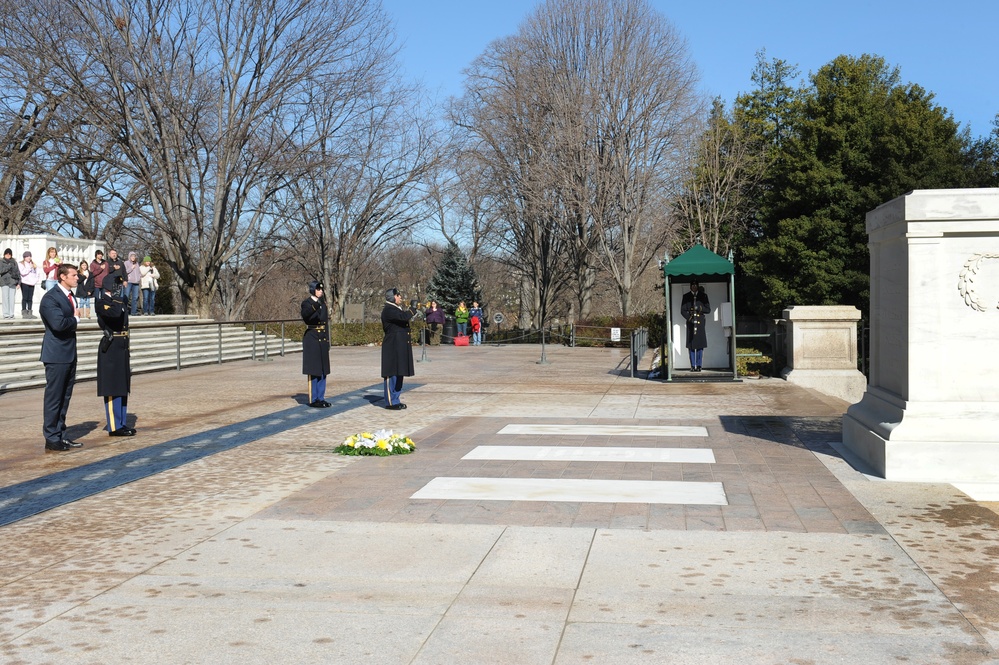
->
<box><xmin>958</xmin><ymin>252</ymin><xmax>999</xmax><ymax>311</ymax></box>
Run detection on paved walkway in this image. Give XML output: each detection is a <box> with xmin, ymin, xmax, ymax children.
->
<box><xmin>0</xmin><ymin>344</ymin><xmax>997</xmax><ymax>664</ymax></box>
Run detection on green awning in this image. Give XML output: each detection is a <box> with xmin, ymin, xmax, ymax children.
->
<box><xmin>662</xmin><ymin>243</ymin><xmax>733</xmax><ymax>280</ymax></box>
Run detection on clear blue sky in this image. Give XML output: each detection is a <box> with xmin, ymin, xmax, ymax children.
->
<box><xmin>381</xmin><ymin>0</ymin><xmax>999</xmax><ymax>138</ymax></box>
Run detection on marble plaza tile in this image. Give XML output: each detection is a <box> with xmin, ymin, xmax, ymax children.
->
<box><xmin>953</xmin><ymin>482</ymin><xmax>999</xmax><ymax>501</ymax></box>
<box><xmin>138</xmin><ymin>520</ymin><xmax>505</xmax><ymax>584</ymax></box>
<box><xmin>410</xmin><ymin>477</ymin><xmax>727</xmax><ymax>506</ymax></box>
<box><xmin>554</xmin><ymin>623</ymin><xmax>988</xmax><ymax>664</ymax></box>
<box><xmin>496</xmin><ymin>424</ymin><xmax>709</xmax><ymax>437</ymax></box>
<box><xmin>3</xmin><ymin>604</ymin><xmax>440</xmax><ymax>665</ymax></box>
<box><xmin>466</xmin><ymin>526</ymin><xmax>593</xmax><ymax>588</ymax></box>
<box><xmin>412</xmin><ymin>614</ymin><xmax>562</xmax><ymax>665</ymax></box>
<box><xmin>463</xmin><ymin>446</ymin><xmax>715</xmax><ymax>464</ymax></box>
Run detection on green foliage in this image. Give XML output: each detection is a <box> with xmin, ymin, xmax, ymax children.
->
<box><xmin>277</xmin><ymin>322</ymin><xmax>418</xmax><ymax>346</ymax></box>
<box><xmin>736</xmin><ymin>53</ymin><xmax>972</xmax><ymax>317</ymax></box>
<box><xmin>425</xmin><ymin>242</ymin><xmax>482</xmax><ymax>314</ymax></box>
<box><xmin>150</xmin><ymin>249</ymin><xmax>176</xmax><ymax>315</ymax></box>
<box><xmin>965</xmin><ymin>113</ymin><xmax>999</xmax><ymax>187</ymax></box>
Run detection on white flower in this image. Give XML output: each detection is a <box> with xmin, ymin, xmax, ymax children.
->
<box><xmin>372</xmin><ymin>429</ymin><xmax>393</xmax><ymax>441</ymax></box>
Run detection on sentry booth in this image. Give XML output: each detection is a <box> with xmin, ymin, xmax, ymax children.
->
<box><xmin>662</xmin><ymin>244</ymin><xmax>738</xmax><ymax>381</ymax></box>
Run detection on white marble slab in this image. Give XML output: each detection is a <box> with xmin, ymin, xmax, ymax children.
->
<box><xmin>411</xmin><ymin>477</ymin><xmax>727</xmax><ymax>505</ymax></box>
<box><xmin>497</xmin><ymin>424</ymin><xmax>708</xmax><ymax>437</ymax></box>
<box><xmin>463</xmin><ymin>446</ymin><xmax>715</xmax><ymax>464</ymax></box>
<box><xmin>953</xmin><ymin>483</ymin><xmax>999</xmax><ymax>502</ymax></box>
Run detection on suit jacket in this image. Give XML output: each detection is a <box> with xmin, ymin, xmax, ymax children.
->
<box><xmin>39</xmin><ymin>286</ymin><xmax>78</xmax><ymax>364</ymax></box>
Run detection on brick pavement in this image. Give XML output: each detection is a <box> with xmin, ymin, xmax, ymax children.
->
<box><xmin>0</xmin><ymin>344</ymin><xmax>996</xmax><ymax>663</ymax></box>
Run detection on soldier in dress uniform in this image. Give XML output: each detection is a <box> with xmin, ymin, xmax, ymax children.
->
<box><xmin>301</xmin><ymin>280</ymin><xmax>331</xmax><ymax>408</ymax></box>
<box><xmin>680</xmin><ymin>280</ymin><xmax>710</xmax><ymax>372</ymax></box>
<box><xmin>380</xmin><ymin>288</ymin><xmax>416</xmax><ymax>409</ymax></box>
<box><xmin>96</xmin><ymin>274</ymin><xmax>135</xmax><ymax>436</ymax></box>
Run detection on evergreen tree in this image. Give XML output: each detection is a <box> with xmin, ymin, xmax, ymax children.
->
<box><xmin>737</xmin><ymin>54</ymin><xmax>970</xmax><ymax>317</ymax></box>
<box><xmin>965</xmin><ymin>113</ymin><xmax>999</xmax><ymax>187</ymax></box>
<box><xmin>426</xmin><ymin>242</ymin><xmax>482</xmax><ymax>315</ymax></box>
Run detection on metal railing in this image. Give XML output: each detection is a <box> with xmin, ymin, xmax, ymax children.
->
<box><xmin>556</xmin><ymin>324</ymin><xmax>635</xmax><ymax>348</ymax></box>
<box><xmin>630</xmin><ymin>327</ymin><xmax>648</xmax><ymax>378</ymax></box>
<box><xmin>0</xmin><ymin>317</ymin><xmax>300</xmax><ymax>371</ymax></box>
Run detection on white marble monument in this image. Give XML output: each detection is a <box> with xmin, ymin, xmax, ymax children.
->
<box><xmin>781</xmin><ymin>305</ymin><xmax>866</xmax><ymax>404</ymax></box>
<box><xmin>842</xmin><ymin>189</ymin><xmax>999</xmax><ymax>482</ymax></box>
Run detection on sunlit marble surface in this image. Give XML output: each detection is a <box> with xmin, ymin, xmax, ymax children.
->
<box><xmin>462</xmin><ymin>445</ymin><xmax>715</xmax><ymax>464</ymax></box>
<box><xmin>411</xmin><ymin>477</ymin><xmax>728</xmax><ymax>505</ymax></box>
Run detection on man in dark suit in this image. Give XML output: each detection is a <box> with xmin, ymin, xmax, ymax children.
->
<box><xmin>380</xmin><ymin>288</ymin><xmax>416</xmax><ymax>409</ymax></box>
<box><xmin>39</xmin><ymin>263</ymin><xmax>82</xmax><ymax>451</ymax></box>
<box><xmin>301</xmin><ymin>280</ymin><xmax>331</xmax><ymax>408</ymax></box>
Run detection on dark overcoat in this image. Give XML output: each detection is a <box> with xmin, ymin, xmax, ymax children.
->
<box><xmin>381</xmin><ymin>302</ymin><xmax>415</xmax><ymax>378</ymax></box>
<box><xmin>680</xmin><ymin>289</ymin><xmax>710</xmax><ymax>351</ymax></box>
<box><xmin>301</xmin><ymin>296</ymin><xmax>331</xmax><ymax>377</ymax></box>
<box><xmin>96</xmin><ymin>294</ymin><xmax>131</xmax><ymax>396</ymax></box>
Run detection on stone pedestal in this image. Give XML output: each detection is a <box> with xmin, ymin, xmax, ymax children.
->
<box><xmin>780</xmin><ymin>306</ymin><xmax>866</xmax><ymax>404</ymax></box>
<box><xmin>842</xmin><ymin>189</ymin><xmax>999</xmax><ymax>482</ymax></box>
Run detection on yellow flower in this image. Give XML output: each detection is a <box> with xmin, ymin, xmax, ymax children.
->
<box><xmin>376</xmin><ymin>439</ymin><xmax>389</xmax><ymax>449</ymax></box>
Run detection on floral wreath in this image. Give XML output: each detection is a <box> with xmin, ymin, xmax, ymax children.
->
<box><xmin>336</xmin><ymin>429</ymin><xmax>415</xmax><ymax>456</ymax></box>
<box><xmin>958</xmin><ymin>253</ymin><xmax>999</xmax><ymax>312</ymax></box>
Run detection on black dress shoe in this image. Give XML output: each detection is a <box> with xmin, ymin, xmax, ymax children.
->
<box><xmin>122</xmin><ymin>428</ymin><xmax>137</xmax><ymax>435</ymax></box>
<box><xmin>109</xmin><ymin>429</ymin><xmax>135</xmax><ymax>437</ymax></box>
<box><xmin>45</xmin><ymin>441</ymin><xmax>71</xmax><ymax>451</ymax></box>
<box><xmin>309</xmin><ymin>400</ymin><xmax>330</xmax><ymax>408</ymax></box>
<box><xmin>385</xmin><ymin>403</ymin><xmax>404</xmax><ymax>410</ymax></box>
<box><xmin>62</xmin><ymin>439</ymin><xmax>83</xmax><ymax>448</ymax></box>
<box><xmin>320</xmin><ymin>400</ymin><xmax>332</xmax><ymax>407</ymax></box>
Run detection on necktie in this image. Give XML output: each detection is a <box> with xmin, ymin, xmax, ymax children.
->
<box><xmin>68</xmin><ymin>292</ymin><xmax>75</xmax><ymax>311</ymax></box>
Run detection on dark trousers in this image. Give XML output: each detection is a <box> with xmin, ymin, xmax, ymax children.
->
<box><xmin>20</xmin><ymin>283</ymin><xmax>34</xmax><ymax>312</ymax></box>
<box><xmin>103</xmin><ymin>395</ymin><xmax>128</xmax><ymax>433</ymax></box>
<box><xmin>309</xmin><ymin>375</ymin><xmax>327</xmax><ymax>402</ymax></box>
<box><xmin>43</xmin><ymin>361</ymin><xmax>76</xmax><ymax>443</ymax></box>
<box><xmin>383</xmin><ymin>376</ymin><xmax>404</xmax><ymax>405</ymax></box>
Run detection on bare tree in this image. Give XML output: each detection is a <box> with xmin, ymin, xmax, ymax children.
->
<box><xmin>425</xmin><ymin>138</ymin><xmax>502</xmax><ymax>263</ymax></box>
<box><xmin>45</xmin><ymin>124</ymin><xmax>149</xmax><ymax>242</ymax></box>
<box><xmin>43</xmin><ymin>0</ymin><xmax>395</xmax><ymax>317</ymax></box>
<box><xmin>0</xmin><ymin>0</ymin><xmax>84</xmax><ymax>234</ymax></box>
<box><xmin>285</xmin><ymin>78</ymin><xmax>441</xmax><ymax>322</ymax></box>
<box><xmin>455</xmin><ymin>30</ymin><xmax>576</xmax><ymax>330</ymax></box>
<box><xmin>455</xmin><ymin>0</ymin><xmax>700</xmax><ymax>319</ymax></box>
<box><xmin>676</xmin><ymin>98</ymin><xmax>768</xmax><ymax>255</ymax></box>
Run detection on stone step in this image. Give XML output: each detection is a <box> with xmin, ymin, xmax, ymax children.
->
<box><xmin>0</xmin><ymin>317</ymin><xmax>301</xmax><ymax>392</ymax></box>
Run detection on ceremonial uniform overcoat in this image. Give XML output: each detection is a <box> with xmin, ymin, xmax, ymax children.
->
<box><xmin>96</xmin><ymin>294</ymin><xmax>131</xmax><ymax>396</ymax></box>
<box><xmin>381</xmin><ymin>302</ymin><xmax>415</xmax><ymax>379</ymax></box>
<box><xmin>301</xmin><ymin>296</ymin><xmax>331</xmax><ymax>377</ymax></box>
<box><xmin>680</xmin><ymin>289</ymin><xmax>710</xmax><ymax>351</ymax></box>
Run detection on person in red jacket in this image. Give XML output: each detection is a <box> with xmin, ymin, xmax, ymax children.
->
<box><xmin>469</xmin><ymin>301</ymin><xmax>484</xmax><ymax>345</ymax></box>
